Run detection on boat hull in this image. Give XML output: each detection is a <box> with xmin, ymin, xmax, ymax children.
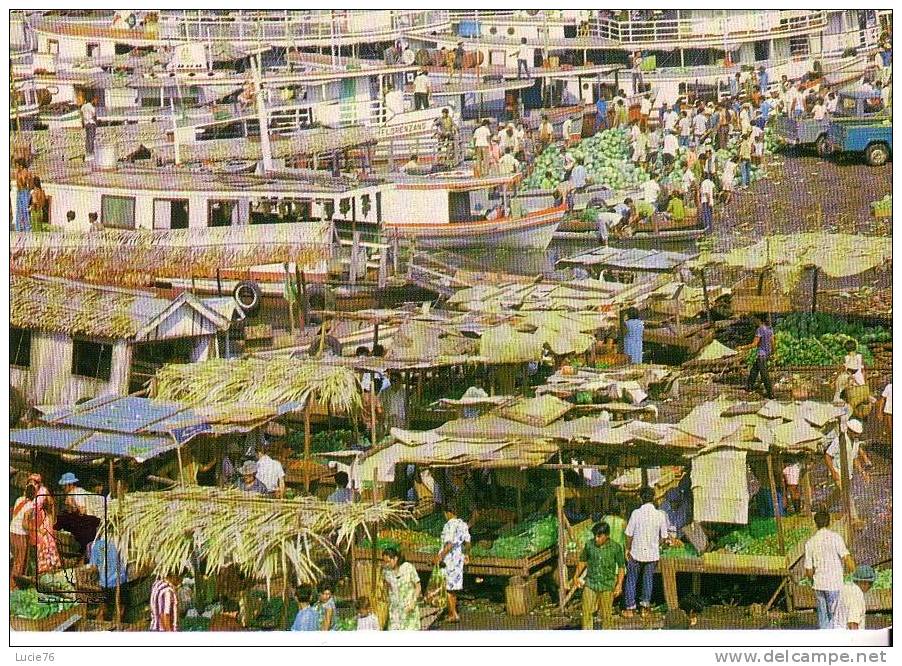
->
<box><xmin>385</xmin><ymin>206</ymin><xmax>565</xmax><ymax>250</ymax></box>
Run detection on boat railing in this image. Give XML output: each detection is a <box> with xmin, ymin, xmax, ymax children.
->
<box><xmin>589</xmin><ymin>10</ymin><xmax>828</xmax><ymax>46</ymax></box>
<box><xmin>33</xmin><ymin>10</ymin><xmax>449</xmax><ymax>43</ymax></box>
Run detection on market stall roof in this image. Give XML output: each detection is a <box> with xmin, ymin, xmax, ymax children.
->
<box><xmin>689</xmin><ymin>233</ymin><xmax>892</xmax><ymax>293</ymax></box>
<box><xmin>321</xmin><ymin>398</ymin><xmax>703</xmax><ymax>484</ymax></box>
<box><xmin>445</xmin><ymin>277</ymin><xmax>660</xmax><ymax>313</ymax></box>
<box><xmin>676</xmin><ymin>398</ymin><xmax>846</xmax><ymax>455</ymax></box>
<box><xmin>149</xmin><ymin>357</ymin><xmax>362</xmax><ymax>415</ymax></box>
<box><xmin>536</xmin><ymin>364</ymin><xmax>677</xmax><ymax>405</ymax></box>
<box><xmin>557</xmin><ymin>247</ymin><xmax>697</xmax><ymax>272</ymax></box>
<box><xmin>10</xmin><ymin>274</ymin><xmax>238</xmax><ymax>341</ymax></box>
<box><xmin>11</xmin><ymin>395</ymin><xmax>289</xmax><ymax>462</ymax></box>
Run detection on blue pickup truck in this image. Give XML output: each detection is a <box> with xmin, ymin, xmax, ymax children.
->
<box><xmin>825</xmin><ymin>118</ymin><xmax>892</xmax><ymax>165</ymax></box>
<box><xmin>773</xmin><ymin>90</ymin><xmax>887</xmax><ymax>156</ymax></box>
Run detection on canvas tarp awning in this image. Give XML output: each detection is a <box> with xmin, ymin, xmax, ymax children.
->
<box><xmin>693</xmin><ymin>233</ymin><xmax>892</xmax><ymax>294</ymax></box>
<box><xmin>691</xmin><ymin>449</ymin><xmax>750</xmax><ymax>524</ymax></box>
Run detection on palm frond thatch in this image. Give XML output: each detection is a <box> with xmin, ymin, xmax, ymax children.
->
<box><xmin>10</xmin><ymin>225</ymin><xmax>331</xmax><ymax>289</ymax></box>
<box><xmin>149</xmin><ymin>357</ymin><xmax>362</xmax><ymax>414</ymax></box>
<box><xmin>11</xmin><ymin>274</ymin><xmax>147</xmax><ymax>338</ymax></box>
<box><xmin>105</xmin><ymin>488</ymin><xmax>411</xmax><ymax>586</ymax></box>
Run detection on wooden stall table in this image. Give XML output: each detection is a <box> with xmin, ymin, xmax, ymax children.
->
<box><xmin>659</xmin><ymin>514</ymin><xmax>847</xmax><ymax>612</ymax></box>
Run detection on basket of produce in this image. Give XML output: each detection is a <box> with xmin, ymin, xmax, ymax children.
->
<box><xmin>701</xmin><ymin>517</ymin><xmax>815</xmax><ymax>570</ymax></box>
<box><xmin>10</xmin><ymin>589</ymin><xmax>84</xmax><ymax>631</ymax></box>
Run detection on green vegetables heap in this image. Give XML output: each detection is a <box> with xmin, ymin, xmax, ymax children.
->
<box><xmin>471</xmin><ymin>515</ymin><xmax>559</xmax><ymax>559</ymax></box>
<box><xmin>521</xmin><ymin>128</ymin><xmax>652</xmax><ymax>191</ymax></box>
<box><xmin>714</xmin><ymin>519</ymin><xmax>813</xmax><ymax>556</ymax></box>
<box><xmin>747</xmin><ymin>331</ymin><xmax>876</xmax><ymax>368</ymax></box>
<box><xmin>777</xmin><ymin>313</ymin><xmax>891</xmax><ymax>344</ymax></box>
<box><xmin>10</xmin><ymin>588</ymin><xmax>77</xmax><ymax>620</ymax></box>
<box><xmin>287</xmin><ymin>428</ymin><xmax>358</xmax><ymax>455</ymax></box>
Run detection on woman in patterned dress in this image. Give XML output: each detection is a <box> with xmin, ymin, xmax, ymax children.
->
<box><xmin>434</xmin><ymin>504</ymin><xmax>471</xmax><ymax>623</ymax></box>
<box><xmin>381</xmin><ymin>546</ymin><xmax>421</xmax><ymax>630</ymax></box>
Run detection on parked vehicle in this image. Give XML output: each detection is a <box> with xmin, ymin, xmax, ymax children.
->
<box><xmin>773</xmin><ymin>89</ymin><xmax>888</xmax><ymax>156</ymax></box>
<box><xmin>825</xmin><ymin>117</ymin><xmax>892</xmax><ymax>166</ymax></box>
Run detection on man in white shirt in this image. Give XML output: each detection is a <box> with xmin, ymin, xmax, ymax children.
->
<box><xmin>80</xmin><ymin>96</ymin><xmax>97</xmax><ymax>160</ymax></box>
<box><xmin>641</xmin><ymin>177</ymin><xmax>660</xmax><ymax>205</ymax></box>
<box><xmin>473</xmin><ymin>119</ymin><xmax>492</xmax><ymax>176</ymax></box>
<box><xmin>498</xmin><ymin>148</ymin><xmax>519</xmax><ymax>176</ymax></box>
<box><xmin>413</xmin><ymin>70</ymin><xmax>431</xmax><ymax>110</ymax></box>
<box><xmin>812</xmin><ymin>97</ymin><xmax>827</xmax><ymax>121</ymax></box>
<box><xmin>254</xmin><ymin>441</ymin><xmax>286</xmax><ymax>497</ymax></box>
<box><xmin>511</xmin><ymin>38</ymin><xmax>531</xmax><ymax>79</ymax></box>
<box><xmin>663</xmin><ymin>106</ymin><xmax>678</xmax><ymax>133</ymax></box>
<box><xmin>562</xmin><ymin>116</ymin><xmax>574</xmax><ymax>146</ymax></box>
<box><xmin>623</xmin><ymin>486</ymin><xmax>671</xmax><ymax>617</ymax></box>
<box><xmin>833</xmin><ymin>565</ymin><xmax>876</xmax><ymax>629</ymax></box>
<box><xmin>699</xmin><ymin>176</ymin><xmax>715</xmax><ymax>229</ymax></box>
<box><xmin>639</xmin><ymin>93</ymin><xmax>652</xmax><ymax>124</ymax></box>
<box><xmin>384</xmin><ymin>84</ymin><xmax>405</xmax><ymax>119</ymax></box>
<box><xmin>825</xmin><ymin>92</ymin><xmax>838</xmax><ymax>114</ymax></box>
<box><xmin>662</xmin><ymin>131</ymin><xmax>679</xmax><ymax>166</ymax></box>
<box><xmin>878</xmin><ymin>383</ymin><xmax>892</xmax><ymax>443</ymax></box>
<box><xmin>678</xmin><ymin>112</ymin><xmax>692</xmax><ymax>147</ymax></box>
<box><xmin>824</xmin><ymin>419</ymin><xmax>868</xmax><ymax>524</ymax></box>
<box><xmin>804</xmin><ymin>509</ymin><xmax>855</xmax><ymax>629</ymax></box>
<box><xmin>692</xmin><ymin>111</ymin><xmax>708</xmax><ymax>146</ymax></box>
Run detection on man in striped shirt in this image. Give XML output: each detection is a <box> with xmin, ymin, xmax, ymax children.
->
<box><xmin>150</xmin><ymin>573</ymin><xmax>182</xmax><ymax>631</ymax></box>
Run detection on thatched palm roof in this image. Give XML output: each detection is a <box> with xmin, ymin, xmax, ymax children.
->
<box><xmin>11</xmin><ymin>274</ymin><xmax>233</xmax><ymax>340</ymax></box>
<box><xmin>149</xmin><ymin>356</ymin><xmax>362</xmax><ymax>415</ymax></box>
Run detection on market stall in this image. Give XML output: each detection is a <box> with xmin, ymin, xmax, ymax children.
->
<box><xmin>654</xmin><ymin>398</ymin><xmax>850</xmax><ymax>612</ymax></box>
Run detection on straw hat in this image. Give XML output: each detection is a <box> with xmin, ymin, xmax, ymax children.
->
<box><xmin>58</xmin><ymin>472</ymin><xmax>79</xmax><ymax>486</ymax></box>
<box><xmin>852</xmin><ymin>565</ymin><xmax>876</xmax><ymax>582</ymax></box>
<box><xmin>238</xmin><ymin>460</ymin><xmax>258</xmax><ymax>476</ymax></box>
<box><xmin>847</xmin><ymin>419</ymin><xmax>863</xmax><ymax>435</ymax></box>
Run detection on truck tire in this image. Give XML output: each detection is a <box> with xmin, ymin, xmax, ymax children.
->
<box><xmin>233</xmin><ymin>280</ymin><xmax>262</xmax><ymax>315</ymax></box>
<box><xmin>815</xmin><ymin>135</ymin><xmax>829</xmax><ymax>158</ymax></box>
<box><xmin>865</xmin><ymin>143</ymin><xmax>890</xmax><ymax>166</ymax></box>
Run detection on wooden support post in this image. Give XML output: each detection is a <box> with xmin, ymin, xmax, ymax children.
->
<box><xmin>691</xmin><ymin>572</ymin><xmax>701</xmax><ymax>596</ymax></box>
<box><xmin>766</xmin><ymin>454</ymin><xmax>786</xmax><ymax>555</ymax></box>
<box><xmin>370</xmin><ymin>467</ymin><xmax>378</xmax><ymax>596</ymax></box>
<box><xmin>810</xmin><ymin>267</ymin><xmax>819</xmax><ymax>314</ymax></box>
<box><xmin>294</xmin><ymin>262</ymin><xmax>307</xmax><ymax>331</ymax></box>
<box><xmin>176</xmin><ymin>444</ymin><xmax>185</xmax><ymax>486</ymax></box>
<box><xmin>349</xmin><ymin>231</ymin><xmax>361</xmax><ymax>285</ymax></box>
<box><xmin>640</xmin><ymin>466</ymin><xmax>649</xmax><ymax>489</ymax></box>
<box><xmin>801</xmin><ymin>460</ymin><xmax>813</xmax><ymax>516</ymax></box>
<box><xmin>556</xmin><ymin>451</ymin><xmax>567</xmax><ymax>611</ymax></box>
<box><xmin>378</xmin><ymin>248</ymin><xmax>387</xmax><ymax>288</ymax></box>
<box><xmin>114</xmin><ymin>476</ymin><xmax>123</xmax><ymax>629</ymax></box>
<box><xmin>284</xmin><ymin>263</ymin><xmax>295</xmax><ymax>337</ymax></box>
<box><xmin>370</xmin><ymin>379</ymin><xmax>378</xmax><ymax>447</ymax></box>
<box><xmin>216</xmin><ymin>268</ymin><xmax>223</xmax><ymax>297</ymax></box>
<box><xmin>389</xmin><ymin>231</ymin><xmax>400</xmax><ymax>277</ymax></box>
<box><xmin>837</xmin><ymin>425</ymin><xmax>855</xmax><ymax>550</ymax></box>
<box><xmin>661</xmin><ymin>558</ymin><xmax>680</xmax><ymax>611</ymax></box>
<box><xmin>303</xmin><ymin>406</ymin><xmax>312</xmax><ymax>492</ymax></box>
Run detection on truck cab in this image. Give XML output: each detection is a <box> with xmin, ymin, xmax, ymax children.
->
<box><xmin>824</xmin><ymin>89</ymin><xmax>892</xmax><ymax>166</ymax></box>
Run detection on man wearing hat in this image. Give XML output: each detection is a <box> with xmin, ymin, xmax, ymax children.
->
<box><xmin>834</xmin><ymin>565</ymin><xmax>876</xmax><ymax>629</ymax></box>
<box><xmin>824</xmin><ymin>418</ymin><xmax>869</xmax><ymax>526</ymax></box>
<box><xmin>57</xmin><ymin>472</ymin><xmax>102</xmax><ymax>557</ymax></box>
<box><xmin>234</xmin><ymin>460</ymin><xmax>268</xmax><ymax>494</ymax></box>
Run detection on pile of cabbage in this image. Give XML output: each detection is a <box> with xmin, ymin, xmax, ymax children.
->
<box><xmin>522</xmin><ymin>127</ymin><xmax>653</xmax><ymax>191</ymax></box>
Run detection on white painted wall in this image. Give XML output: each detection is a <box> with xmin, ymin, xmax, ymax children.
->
<box><xmin>11</xmin><ymin>332</ymin><xmax>129</xmax><ymax>406</ymax></box>
<box><xmin>381</xmin><ymin>187</ymin><xmax>448</xmax><ymax>225</ymax></box>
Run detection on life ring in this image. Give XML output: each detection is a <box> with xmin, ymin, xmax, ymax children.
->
<box><xmin>233</xmin><ymin>280</ymin><xmax>262</xmax><ymax>315</ymax></box>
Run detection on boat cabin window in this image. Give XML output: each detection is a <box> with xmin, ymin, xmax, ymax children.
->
<box><xmin>153</xmin><ymin>199</ymin><xmax>189</xmax><ymax>230</ymax></box>
<box><xmin>208</xmin><ymin>200</ymin><xmax>238</xmax><ymax>227</ymax></box>
<box><xmin>10</xmin><ymin>327</ymin><xmax>32</xmax><ymax>368</ymax></box>
<box><xmin>71</xmin><ymin>338</ymin><xmax>113</xmax><ymax>382</ymax></box>
<box><xmin>101</xmin><ymin>195</ymin><xmax>136</xmax><ymax>230</ymax></box>
<box><xmin>86</xmin><ymin>43</ymin><xmax>100</xmax><ymax>59</ymax></box>
<box><xmin>47</xmin><ymin>40</ymin><xmax>59</xmax><ymax>56</ymax></box>
<box><xmin>250</xmin><ymin>198</ymin><xmax>323</xmax><ymax>225</ymax></box>
<box><xmin>449</xmin><ymin>190</ymin><xmax>491</xmax><ymax>222</ymax></box>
